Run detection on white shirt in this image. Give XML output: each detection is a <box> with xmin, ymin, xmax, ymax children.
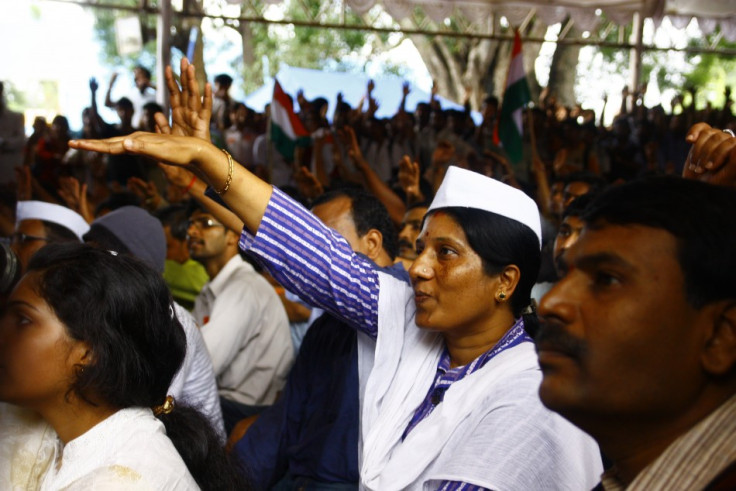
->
<box><xmin>170</xmin><ymin>303</ymin><xmax>225</xmax><ymax>440</ymax></box>
<box><xmin>129</xmin><ymin>86</ymin><xmax>157</xmax><ymax>129</ymax></box>
<box><xmin>193</xmin><ymin>255</ymin><xmax>293</xmax><ymax>405</ymax></box>
<box><xmin>43</xmin><ymin>408</ymin><xmax>198</xmax><ymax>490</ymax></box>
<box><xmin>0</xmin><ymin>405</ymin><xmax>198</xmax><ymax>490</ymax></box>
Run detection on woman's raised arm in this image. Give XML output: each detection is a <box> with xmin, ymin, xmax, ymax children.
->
<box><xmin>70</xmin><ymin>130</ymin><xmax>272</xmax><ymax>235</ymax></box>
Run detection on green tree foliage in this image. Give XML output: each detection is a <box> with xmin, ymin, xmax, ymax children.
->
<box><xmin>683</xmin><ymin>37</ymin><xmax>736</xmax><ymax>109</ymax></box>
<box><xmin>91</xmin><ymin>0</ymin><xmax>159</xmax><ymax>70</ymax></box>
<box><xmin>593</xmin><ymin>17</ymin><xmax>734</xmax><ymax>107</ymax></box>
<box><xmin>230</xmin><ymin>0</ymin><xmax>390</xmax><ymax>93</ymax></box>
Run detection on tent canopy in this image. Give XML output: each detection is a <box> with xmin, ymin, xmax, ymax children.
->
<box><xmin>226</xmin><ymin>0</ymin><xmax>736</xmax><ymax>40</ymax></box>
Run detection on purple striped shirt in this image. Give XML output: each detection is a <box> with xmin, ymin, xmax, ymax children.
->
<box><xmin>240</xmin><ymin>187</ymin><xmax>531</xmax><ymax>490</ymax></box>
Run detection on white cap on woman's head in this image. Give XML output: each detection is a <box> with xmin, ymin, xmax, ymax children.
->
<box><xmin>15</xmin><ymin>201</ymin><xmax>90</xmax><ymax>241</ymax></box>
<box><xmin>427</xmin><ymin>166</ymin><xmax>542</xmax><ymax>247</ymax></box>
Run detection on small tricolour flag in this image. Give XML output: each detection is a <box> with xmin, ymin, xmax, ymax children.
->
<box><xmin>498</xmin><ymin>30</ymin><xmax>531</xmax><ymax>164</ymax></box>
<box><xmin>270</xmin><ymin>79</ymin><xmax>310</xmax><ymax>162</ymax></box>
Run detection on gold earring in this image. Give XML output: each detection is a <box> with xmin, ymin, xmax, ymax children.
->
<box><xmin>497</xmin><ymin>291</ymin><xmax>506</xmax><ymax>301</ymax></box>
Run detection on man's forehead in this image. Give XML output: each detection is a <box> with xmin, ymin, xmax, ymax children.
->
<box><xmin>312</xmin><ymin>196</ymin><xmax>353</xmax><ymax>224</ymax></box>
<box><xmin>191</xmin><ymin>210</ymin><xmax>215</xmax><ymax>219</ymax></box>
<box><xmin>17</xmin><ymin>219</ymin><xmax>46</xmax><ymax>234</ymax></box>
<box><xmin>570</xmin><ymin>223</ymin><xmax>678</xmax><ymax>265</ymax></box>
<box><xmin>403</xmin><ymin>208</ymin><xmax>427</xmax><ymax>225</ymax></box>
<box><xmin>562</xmin><ymin>215</ymin><xmax>585</xmax><ymax>230</ymax></box>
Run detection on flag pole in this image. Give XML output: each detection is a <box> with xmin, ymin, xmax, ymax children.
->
<box><xmin>527</xmin><ymin>106</ymin><xmax>538</xmax><ymax>161</ymax></box>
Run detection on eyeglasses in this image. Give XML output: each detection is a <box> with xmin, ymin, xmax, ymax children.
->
<box><xmin>187</xmin><ymin>216</ymin><xmax>225</xmax><ymax>230</ymax></box>
<box><xmin>11</xmin><ymin>232</ymin><xmax>50</xmax><ymax>245</ymax></box>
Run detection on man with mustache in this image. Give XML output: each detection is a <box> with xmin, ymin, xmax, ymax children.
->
<box><xmin>395</xmin><ymin>202</ymin><xmax>428</xmax><ymax>269</ymax></box>
<box><xmin>536</xmin><ymin>176</ymin><xmax>736</xmax><ymax>489</ymax></box>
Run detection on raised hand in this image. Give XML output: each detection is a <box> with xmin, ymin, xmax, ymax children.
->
<box><xmin>15</xmin><ymin>166</ymin><xmax>32</xmax><ymax>202</ymax></box>
<box><xmin>684</xmin><ymin>122</ymin><xmax>736</xmax><ymax>187</ymax></box>
<box><xmin>398</xmin><ymin>155</ymin><xmax>422</xmax><ymax>201</ymax></box>
<box><xmin>155</xmin><ymin>58</ymin><xmax>212</xmax><ymax>142</ymax></box>
<box><xmin>127</xmin><ymin>176</ymin><xmax>162</xmax><ymax>210</ymax></box>
<box><xmin>70</xmin><ymin>133</ymin><xmax>206</xmax><ymax>170</ymax></box>
<box><xmin>294</xmin><ymin>166</ymin><xmax>324</xmax><ymax>201</ymax></box>
<box><xmin>58</xmin><ymin>176</ymin><xmax>93</xmax><ymax>223</ymax></box>
<box><xmin>340</xmin><ymin>126</ymin><xmax>363</xmax><ymax>164</ymax></box>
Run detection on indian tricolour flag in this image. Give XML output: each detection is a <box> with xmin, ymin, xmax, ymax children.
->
<box><xmin>270</xmin><ymin>80</ymin><xmax>310</xmax><ymax>162</ymax></box>
<box><xmin>497</xmin><ymin>30</ymin><xmax>531</xmax><ymax>164</ymax></box>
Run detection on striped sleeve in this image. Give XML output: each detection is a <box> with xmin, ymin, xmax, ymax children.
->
<box><xmin>239</xmin><ymin>187</ymin><xmax>379</xmax><ymax>338</ymax></box>
<box><xmin>437</xmin><ymin>481</ymin><xmax>490</xmax><ymax>491</ymax></box>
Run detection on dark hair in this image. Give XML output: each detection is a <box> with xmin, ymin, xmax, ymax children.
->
<box><xmin>583</xmin><ymin>176</ymin><xmax>736</xmax><ymax>309</ymax></box>
<box><xmin>564</xmin><ymin>171</ymin><xmax>607</xmax><ymax>194</ymax></box>
<box><xmin>429</xmin><ymin>208</ymin><xmax>541</xmax><ymax>319</ymax></box>
<box><xmin>214</xmin><ymin>73</ymin><xmax>233</xmax><ymax>86</ymax></box>
<box><xmin>561</xmin><ymin>193</ymin><xmax>597</xmax><ymax>220</ymax></box>
<box><xmin>312</xmin><ymin>188</ymin><xmax>399</xmax><ymax>260</ymax></box>
<box><xmin>41</xmin><ymin>220</ymin><xmax>81</xmax><ymax>243</ymax></box>
<box><xmin>484</xmin><ymin>95</ymin><xmax>499</xmax><ymax>107</ymax></box>
<box><xmin>26</xmin><ymin>243</ymin><xmax>249</xmax><ymax>490</ymax></box>
<box><xmin>134</xmin><ymin>65</ymin><xmax>152</xmax><ymax>80</ymax></box>
<box><xmin>155</xmin><ymin>204</ymin><xmax>190</xmax><ymax>241</ymax></box>
<box><xmin>312</xmin><ymin>97</ymin><xmax>329</xmax><ymax>114</ymax></box>
<box><xmin>116</xmin><ymin>97</ymin><xmax>134</xmax><ymax>111</ymax></box>
<box><xmin>142</xmin><ymin>101</ymin><xmax>163</xmax><ymax>114</ymax></box>
<box><xmin>51</xmin><ymin>115</ymin><xmax>70</xmax><ymax>132</ymax></box>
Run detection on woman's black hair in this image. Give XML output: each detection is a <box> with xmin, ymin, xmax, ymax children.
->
<box><xmin>26</xmin><ymin>243</ymin><xmax>249</xmax><ymax>490</ymax></box>
<box><xmin>429</xmin><ymin>208</ymin><xmax>541</xmax><ymax>333</ymax></box>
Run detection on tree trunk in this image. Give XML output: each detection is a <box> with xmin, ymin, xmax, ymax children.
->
<box><xmin>406</xmin><ymin>19</ymin><xmax>547</xmax><ymax>112</ymax></box>
<box><xmin>547</xmin><ymin>21</ymin><xmax>581</xmax><ymax>107</ymax></box>
<box><xmin>239</xmin><ymin>5</ymin><xmax>262</xmax><ymax>89</ymax></box>
<box><xmin>170</xmin><ymin>1</ymin><xmax>207</xmax><ymax>86</ymax></box>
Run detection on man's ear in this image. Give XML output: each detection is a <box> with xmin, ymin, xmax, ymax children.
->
<box><xmin>360</xmin><ymin>229</ymin><xmax>383</xmax><ymax>262</ymax></box>
<box><xmin>702</xmin><ymin>301</ymin><xmax>736</xmax><ymax>376</ymax></box>
<box><xmin>225</xmin><ymin>228</ymin><xmax>240</xmax><ymax>247</ymax></box>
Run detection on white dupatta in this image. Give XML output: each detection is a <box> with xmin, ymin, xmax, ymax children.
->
<box><xmin>356</xmin><ymin>272</ymin><xmax>603</xmax><ymax>491</ymax></box>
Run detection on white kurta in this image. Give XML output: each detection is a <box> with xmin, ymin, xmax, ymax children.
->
<box><xmin>357</xmin><ymin>272</ymin><xmax>603</xmax><ymax>491</ymax></box>
<box><xmin>0</xmin><ymin>406</ymin><xmax>199</xmax><ymax>490</ymax></box>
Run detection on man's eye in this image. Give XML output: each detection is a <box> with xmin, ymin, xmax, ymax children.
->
<box><xmin>593</xmin><ymin>271</ymin><xmax>621</xmax><ymax>287</ymax></box>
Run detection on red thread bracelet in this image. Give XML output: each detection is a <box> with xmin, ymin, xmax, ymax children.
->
<box><xmin>183</xmin><ymin>175</ymin><xmax>197</xmax><ymax>193</ymax></box>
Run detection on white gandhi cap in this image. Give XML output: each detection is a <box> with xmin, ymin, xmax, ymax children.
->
<box><xmin>16</xmin><ymin>201</ymin><xmax>90</xmax><ymax>241</ymax></box>
<box><xmin>427</xmin><ymin>166</ymin><xmax>542</xmax><ymax>247</ymax></box>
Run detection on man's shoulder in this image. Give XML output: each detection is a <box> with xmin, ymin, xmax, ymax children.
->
<box><xmin>215</xmin><ymin>256</ymin><xmax>277</xmax><ymax>297</ymax></box>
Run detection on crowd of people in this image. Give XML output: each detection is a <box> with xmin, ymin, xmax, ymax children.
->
<box><xmin>0</xmin><ymin>54</ymin><xmax>735</xmax><ymax>491</ymax></box>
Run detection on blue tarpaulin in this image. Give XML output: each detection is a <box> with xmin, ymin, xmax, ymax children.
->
<box><xmin>244</xmin><ymin>65</ymin><xmax>482</xmax><ymax>124</ymax></box>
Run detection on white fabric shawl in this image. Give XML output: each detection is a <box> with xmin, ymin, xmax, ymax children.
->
<box><xmin>357</xmin><ymin>272</ymin><xmax>602</xmax><ymax>491</ymax></box>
